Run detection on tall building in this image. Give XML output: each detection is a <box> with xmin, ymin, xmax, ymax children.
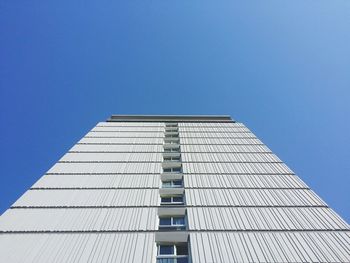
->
<box><xmin>0</xmin><ymin>115</ymin><xmax>349</xmax><ymax>263</ymax></box>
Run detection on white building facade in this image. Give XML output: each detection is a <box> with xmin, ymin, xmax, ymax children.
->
<box><xmin>0</xmin><ymin>115</ymin><xmax>349</xmax><ymax>262</ymax></box>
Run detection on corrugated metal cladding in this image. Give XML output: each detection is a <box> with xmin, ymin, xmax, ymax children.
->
<box><xmin>190</xmin><ymin>232</ymin><xmax>350</xmax><ymax>263</ymax></box>
<box><xmin>0</xmin><ymin>117</ymin><xmax>349</xmax><ymax>263</ymax></box>
<box><xmin>85</xmin><ymin>131</ymin><xmax>164</xmax><ymax>137</ymax></box>
<box><xmin>0</xmin><ymin>208</ymin><xmax>158</xmax><ymax>231</ymax></box>
<box><xmin>181</xmin><ymin>137</ymin><xmax>263</xmax><ymax>145</ymax></box>
<box><xmin>185</xmin><ymin>189</ymin><xmax>325</xmax><ymax>206</ymax></box>
<box><xmin>33</xmin><ymin>174</ymin><xmax>160</xmax><ymax>188</ymax></box>
<box><xmin>70</xmin><ymin>144</ymin><xmax>164</xmax><ymax>152</ymax></box>
<box><xmin>181</xmin><ymin>144</ymin><xmax>272</xmax><ymax>153</ymax></box>
<box><xmin>59</xmin><ymin>152</ymin><xmax>163</xmax><ymax>162</ymax></box>
<box><xmin>47</xmin><ymin>162</ymin><xmax>162</xmax><ymax>174</ymax></box>
<box><xmin>182</xmin><ymin>162</ymin><xmax>293</xmax><ymax>174</ymax></box>
<box><xmin>0</xmin><ymin>233</ymin><xmax>155</xmax><ymax>263</ymax></box>
<box><xmin>181</xmin><ymin>152</ymin><xmax>282</xmax><ymax>162</ymax></box>
<box><xmin>79</xmin><ymin>137</ymin><xmax>164</xmax><ymax>144</ymax></box>
<box><xmin>13</xmin><ymin>189</ymin><xmax>159</xmax><ymax>207</ymax></box>
<box><xmin>184</xmin><ymin>174</ymin><xmax>307</xmax><ymax>188</ymax></box>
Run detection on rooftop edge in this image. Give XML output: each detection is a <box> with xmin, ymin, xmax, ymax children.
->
<box><xmin>107</xmin><ymin>115</ymin><xmax>235</xmax><ymax>123</ymax></box>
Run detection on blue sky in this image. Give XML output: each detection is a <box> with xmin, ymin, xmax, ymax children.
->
<box><xmin>0</xmin><ymin>1</ymin><xmax>349</xmax><ymax>221</ymax></box>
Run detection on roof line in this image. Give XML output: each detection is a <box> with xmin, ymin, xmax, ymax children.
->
<box><xmin>107</xmin><ymin>115</ymin><xmax>235</xmax><ymax>123</ymax></box>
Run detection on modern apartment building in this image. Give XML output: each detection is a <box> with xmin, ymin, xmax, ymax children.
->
<box><xmin>0</xmin><ymin>115</ymin><xmax>349</xmax><ymax>263</ymax></box>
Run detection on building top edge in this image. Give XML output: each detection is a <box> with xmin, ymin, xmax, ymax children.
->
<box><xmin>107</xmin><ymin>115</ymin><xmax>235</xmax><ymax>123</ymax></box>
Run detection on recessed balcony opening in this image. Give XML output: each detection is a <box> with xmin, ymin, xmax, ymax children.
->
<box><xmin>161</xmin><ymin>195</ymin><xmax>184</xmax><ymax>205</ymax></box>
<box><xmin>165</xmin><ymin>127</ymin><xmax>179</xmax><ymax>132</ymax></box>
<box><xmin>157</xmin><ymin>243</ymin><xmax>189</xmax><ymax>263</ymax></box>
<box><xmin>164</xmin><ymin>138</ymin><xmax>180</xmax><ymax>144</ymax></box>
<box><xmin>164</xmin><ymin>133</ymin><xmax>179</xmax><ymax>138</ymax></box>
<box><xmin>159</xmin><ymin>216</ymin><xmax>186</xmax><ymax>230</ymax></box>
<box><xmin>164</xmin><ymin>147</ymin><xmax>180</xmax><ymax>153</ymax></box>
<box><xmin>163</xmin><ymin>167</ymin><xmax>182</xmax><ymax>173</ymax></box>
<box><xmin>163</xmin><ymin>156</ymin><xmax>181</xmax><ymax>162</ymax></box>
<box><xmin>165</xmin><ymin>123</ymin><xmax>178</xmax><ymax>128</ymax></box>
<box><xmin>162</xmin><ymin>180</ymin><xmax>183</xmax><ymax>188</ymax></box>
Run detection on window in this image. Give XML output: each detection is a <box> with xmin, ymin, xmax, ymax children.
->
<box><xmin>161</xmin><ymin>197</ymin><xmax>172</xmax><ymax>203</ymax></box>
<box><xmin>163</xmin><ymin>167</ymin><xmax>182</xmax><ymax>173</ymax></box>
<box><xmin>157</xmin><ymin>244</ymin><xmax>188</xmax><ymax>263</ymax></box>
<box><xmin>164</xmin><ymin>156</ymin><xmax>181</xmax><ymax>162</ymax></box>
<box><xmin>164</xmin><ymin>140</ymin><xmax>180</xmax><ymax>145</ymax></box>
<box><xmin>165</xmin><ymin>134</ymin><xmax>179</xmax><ymax>138</ymax></box>
<box><xmin>165</xmin><ymin>127</ymin><xmax>178</xmax><ymax>132</ymax></box>
<box><xmin>159</xmin><ymin>245</ymin><xmax>174</xmax><ymax>255</ymax></box>
<box><xmin>164</xmin><ymin>148</ymin><xmax>180</xmax><ymax>153</ymax></box>
<box><xmin>159</xmin><ymin>217</ymin><xmax>172</xmax><ymax>225</ymax></box>
<box><xmin>172</xmin><ymin>196</ymin><xmax>183</xmax><ymax>203</ymax></box>
<box><xmin>165</xmin><ymin>123</ymin><xmax>178</xmax><ymax>128</ymax></box>
<box><xmin>173</xmin><ymin>180</ymin><xmax>182</xmax><ymax>186</ymax></box>
<box><xmin>161</xmin><ymin>195</ymin><xmax>184</xmax><ymax>205</ymax></box>
<box><xmin>159</xmin><ymin>216</ymin><xmax>186</xmax><ymax>230</ymax></box>
<box><xmin>162</xmin><ymin>180</ymin><xmax>183</xmax><ymax>188</ymax></box>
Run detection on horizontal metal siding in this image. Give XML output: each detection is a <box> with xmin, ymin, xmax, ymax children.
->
<box><xmin>0</xmin><ymin>233</ymin><xmax>155</xmax><ymax>263</ymax></box>
<box><xmin>190</xmin><ymin>232</ymin><xmax>350</xmax><ymax>263</ymax></box>
<box><xmin>97</xmin><ymin>121</ymin><xmax>163</xmax><ymax>127</ymax></box>
<box><xmin>180</xmin><ymin>137</ymin><xmax>263</xmax><ymax>145</ymax></box>
<box><xmin>179</xmin><ymin>122</ymin><xmax>245</xmax><ymax>128</ymax></box>
<box><xmin>187</xmin><ymin>207</ymin><xmax>349</xmax><ymax>230</ymax></box>
<box><xmin>33</xmin><ymin>174</ymin><xmax>160</xmax><ymax>188</ymax></box>
<box><xmin>47</xmin><ymin>162</ymin><xmax>162</xmax><ymax>174</ymax></box>
<box><xmin>184</xmin><ymin>174</ymin><xmax>307</xmax><ymax>188</ymax></box>
<box><xmin>70</xmin><ymin>144</ymin><xmax>164</xmax><ymax>152</ymax></box>
<box><xmin>92</xmin><ymin>126</ymin><xmax>164</xmax><ymax>132</ymax></box>
<box><xmin>185</xmin><ymin>189</ymin><xmax>325</xmax><ymax>206</ymax></box>
<box><xmin>179</xmin><ymin>126</ymin><xmax>250</xmax><ymax>133</ymax></box>
<box><xmin>79</xmin><ymin>137</ymin><xmax>164</xmax><ymax>144</ymax></box>
<box><xmin>13</xmin><ymin>189</ymin><xmax>159</xmax><ymax>207</ymax></box>
<box><xmin>60</xmin><ymin>152</ymin><xmax>162</xmax><ymax>162</ymax></box>
<box><xmin>181</xmin><ymin>144</ymin><xmax>271</xmax><ymax>153</ymax></box>
<box><xmin>180</xmin><ymin>132</ymin><xmax>256</xmax><ymax>138</ymax></box>
<box><xmin>85</xmin><ymin>131</ymin><xmax>164</xmax><ymax>138</ymax></box>
<box><xmin>0</xmin><ymin>208</ymin><xmax>158</xmax><ymax>231</ymax></box>
<box><xmin>182</xmin><ymin>162</ymin><xmax>293</xmax><ymax>174</ymax></box>
<box><xmin>181</xmin><ymin>152</ymin><xmax>282</xmax><ymax>163</ymax></box>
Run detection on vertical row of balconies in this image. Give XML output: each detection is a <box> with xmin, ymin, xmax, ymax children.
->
<box><xmin>156</xmin><ymin>123</ymin><xmax>189</xmax><ymax>263</ymax></box>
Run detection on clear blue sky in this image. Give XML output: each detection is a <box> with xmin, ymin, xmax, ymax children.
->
<box><xmin>0</xmin><ymin>1</ymin><xmax>349</xmax><ymax>222</ymax></box>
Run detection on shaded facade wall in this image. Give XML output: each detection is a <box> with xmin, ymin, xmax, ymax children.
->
<box><xmin>0</xmin><ymin>118</ymin><xmax>349</xmax><ymax>262</ymax></box>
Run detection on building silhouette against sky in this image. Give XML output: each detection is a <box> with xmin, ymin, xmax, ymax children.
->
<box><xmin>0</xmin><ymin>115</ymin><xmax>349</xmax><ymax>262</ymax></box>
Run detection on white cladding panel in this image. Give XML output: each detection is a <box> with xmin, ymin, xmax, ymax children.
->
<box><xmin>181</xmin><ymin>152</ymin><xmax>281</xmax><ymax>163</ymax></box>
<box><xmin>33</xmin><ymin>174</ymin><xmax>160</xmax><ymax>188</ymax></box>
<box><xmin>86</xmin><ymin>131</ymin><xmax>163</xmax><ymax>138</ymax></box>
<box><xmin>79</xmin><ymin>137</ymin><xmax>164</xmax><ymax>144</ymax></box>
<box><xmin>97</xmin><ymin>121</ymin><xmax>163</xmax><ymax>127</ymax></box>
<box><xmin>70</xmin><ymin>144</ymin><xmax>164</xmax><ymax>152</ymax></box>
<box><xmin>60</xmin><ymin>152</ymin><xmax>162</xmax><ymax>162</ymax></box>
<box><xmin>179</xmin><ymin>122</ymin><xmax>245</xmax><ymax>128</ymax></box>
<box><xmin>179</xmin><ymin>126</ymin><xmax>250</xmax><ymax>133</ymax></box>
<box><xmin>180</xmin><ymin>137</ymin><xmax>263</xmax><ymax>145</ymax></box>
<box><xmin>0</xmin><ymin>208</ymin><xmax>158</xmax><ymax>231</ymax></box>
<box><xmin>13</xmin><ymin>189</ymin><xmax>159</xmax><ymax>207</ymax></box>
<box><xmin>182</xmin><ymin>162</ymin><xmax>293</xmax><ymax>174</ymax></box>
<box><xmin>184</xmin><ymin>174</ymin><xmax>307</xmax><ymax>188</ymax></box>
<box><xmin>190</xmin><ymin>232</ymin><xmax>350</xmax><ymax>263</ymax></box>
<box><xmin>185</xmin><ymin>189</ymin><xmax>325</xmax><ymax>206</ymax></box>
<box><xmin>92</xmin><ymin>126</ymin><xmax>164</xmax><ymax>132</ymax></box>
<box><xmin>180</xmin><ymin>132</ymin><xmax>256</xmax><ymax>138</ymax></box>
<box><xmin>0</xmin><ymin>233</ymin><xmax>155</xmax><ymax>263</ymax></box>
<box><xmin>47</xmin><ymin>162</ymin><xmax>162</xmax><ymax>174</ymax></box>
<box><xmin>187</xmin><ymin>207</ymin><xmax>349</xmax><ymax>230</ymax></box>
<box><xmin>181</xmin><ymin>144</ymin><xmax>271</xmax><ymax>153</ymax></box>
